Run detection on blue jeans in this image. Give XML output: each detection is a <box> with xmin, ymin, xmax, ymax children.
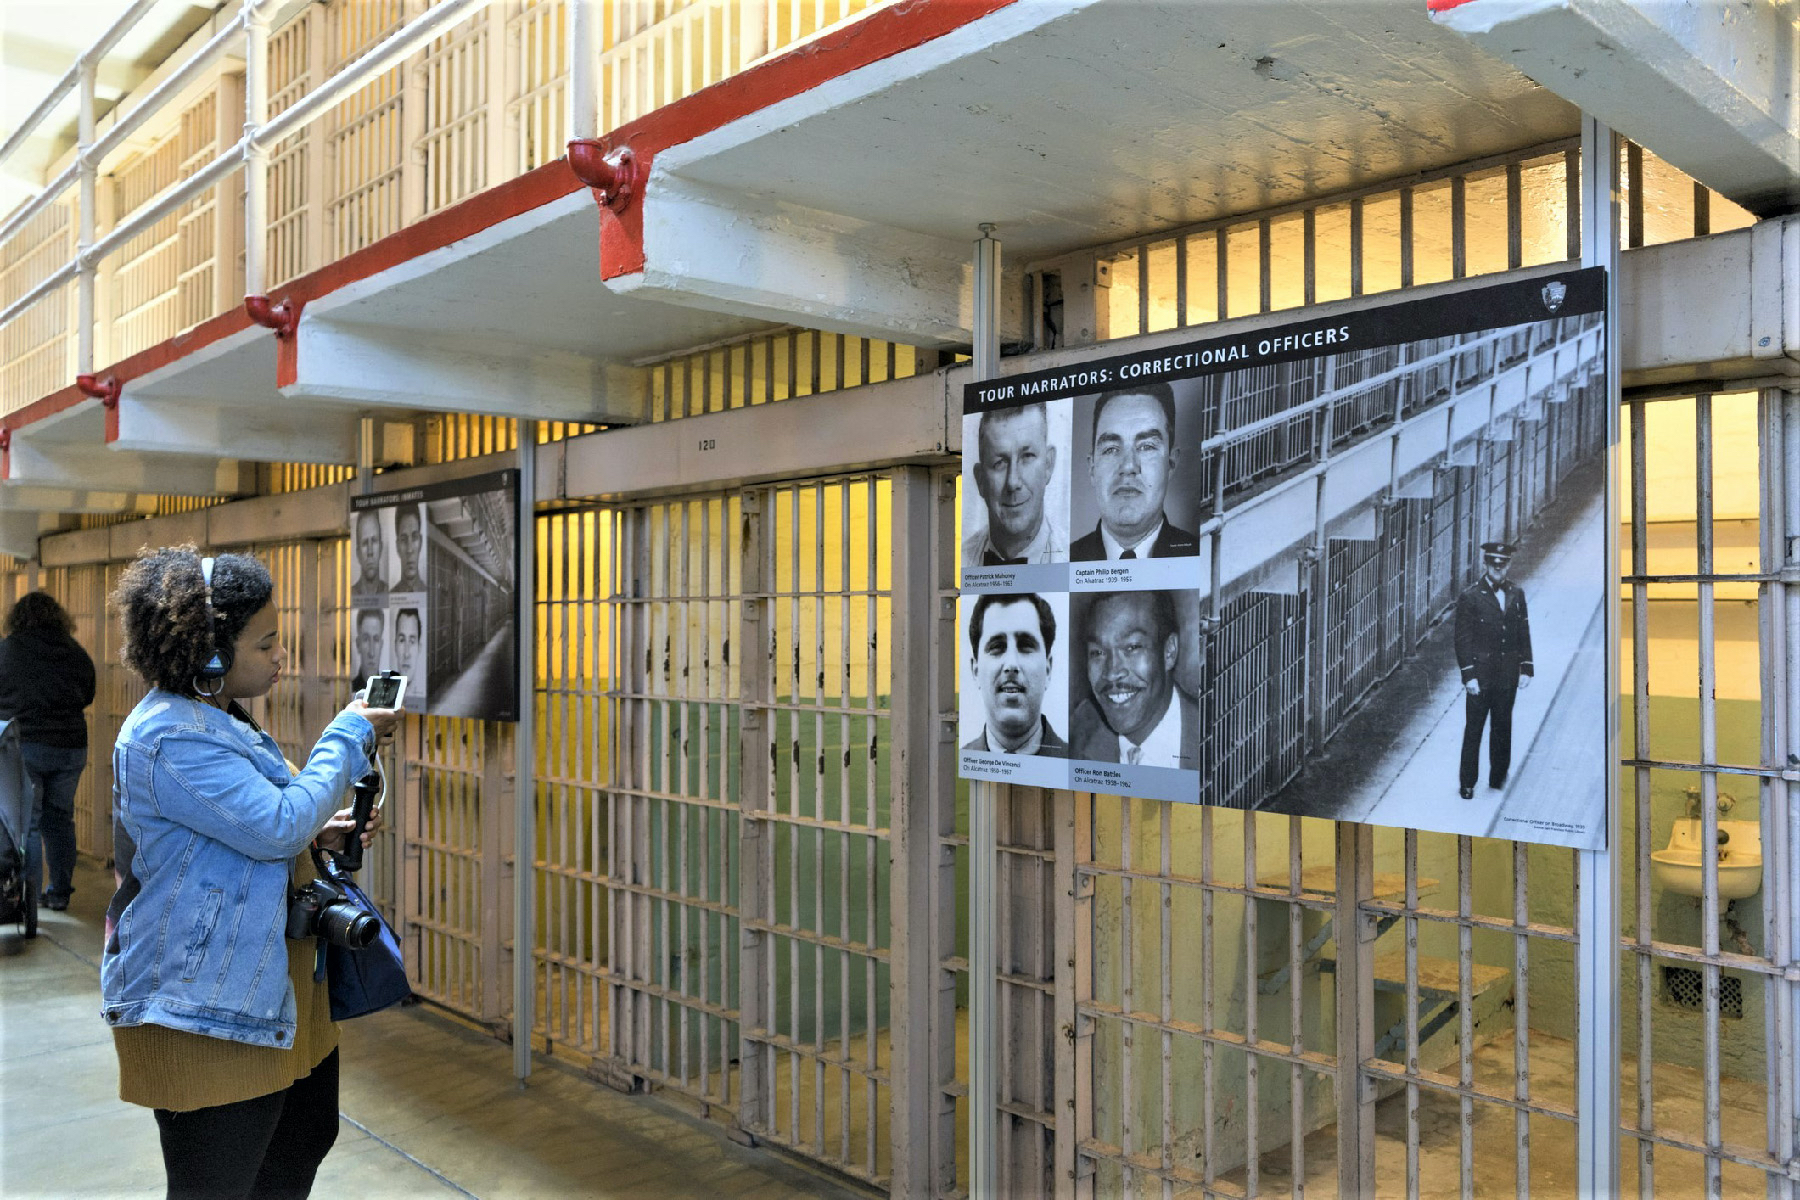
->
<box><xmin>22</xmin><ymin>743</ymin><xmax>86</xmax><ymax>903</ymax></box>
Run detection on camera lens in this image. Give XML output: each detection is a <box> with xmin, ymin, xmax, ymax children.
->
<box><xmin>318</xmin><ymin>902</ymin><xmax>381</xmax><ymax>949</ymax></box>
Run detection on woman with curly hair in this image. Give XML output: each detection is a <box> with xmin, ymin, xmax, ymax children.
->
<box><xmin>101</xmin><ymin>545</ymin><xmax>402</xmax><ymax>1198</ymax></box>
<box><xmin>0</xmin><ymin>590</ymin><xmax>96</xmax><ymax>916</ymax></box>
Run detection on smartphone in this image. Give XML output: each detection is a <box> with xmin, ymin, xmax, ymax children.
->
<box><xmin>363</xmin><ymin>670</ymin><xmax>408</xmax><ymax>710</ymax></box>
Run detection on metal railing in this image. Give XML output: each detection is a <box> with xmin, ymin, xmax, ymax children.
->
<box><xmin>0</xmin><ymin>0</ymin><xmax>897</xmax><ymax>419</ymax></box>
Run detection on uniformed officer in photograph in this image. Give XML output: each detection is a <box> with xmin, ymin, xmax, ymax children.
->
<box><xmin>1454</xmin><ymin>541</ymin><xmax>1534</xmax><ymax>798</ymax></box>
<box><xmin>1071</xmin><ymin>383</ymin><xmax>1199</xmax><ymax>560</ymax></box>
<box><xmin>1071</xmin><ymin>590</ymin><xmax>1198</xmax><ymax>768</ymax></box>
<box><xmin>963</xmin><ymin>593</ymin><xmax>1067</xmax><ymax>756</ymax></box>
<box><xmin>963</xmin><ymin>402</ymin><xmax>1065</xmax><ymax>567</ymax></box>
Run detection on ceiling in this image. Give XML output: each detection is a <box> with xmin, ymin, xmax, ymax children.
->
<box><xmin>0</xmin><ymin>0</ymin><xmax>232</xmax><ymax>214</ymax></box>
<box><xmin>660</xmin><ymin>0</ymin><xmax>1581</xmax><ymax>265</ymax></box>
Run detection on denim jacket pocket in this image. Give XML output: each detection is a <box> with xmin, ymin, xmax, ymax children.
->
<box><xmin>181</xmin><ymin>888</ymin><xmax>224</xmax><ymax>981</ymax></box>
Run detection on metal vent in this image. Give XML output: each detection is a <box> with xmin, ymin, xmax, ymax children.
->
<box><xmin>1662</xmin><ymin>966</ymin><xmax>1744</xmax><ymax>1019</ymax></box>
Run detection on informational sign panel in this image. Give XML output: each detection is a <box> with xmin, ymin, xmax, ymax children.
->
<box><xmin>959</xmin><ymin>268</ymin><xmax>1608</xmax><ymax>849</ymax></box>
<box><xmin>350</xmin><ymin>468</ymin><xmax>519</xmax><ymax>722</ymax></box>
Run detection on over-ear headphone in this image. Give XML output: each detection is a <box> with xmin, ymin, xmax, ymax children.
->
<box><xmin>196</xmin><ymin>556</ymin><xmax>232</xmax><ymax>688</ymax></box>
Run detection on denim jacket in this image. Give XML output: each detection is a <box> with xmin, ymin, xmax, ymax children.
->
<box><xmin>100</xmin><ymin>689</ymin><xmax>375</xmax><ymax>1048</ymax></box>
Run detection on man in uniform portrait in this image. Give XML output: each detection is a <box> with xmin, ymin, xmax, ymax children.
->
<box><xmin>1071</xmin><ymin>590</ymin><xmax>1198</xmax><ymax>768</ymax></box>
<box><xmin>1071</xmin><ymin>383</ymin><xmax>1199</xmax><ymax>560</ymax></box>
<box><xmin>1454</xmin><ymin>541</ymin><xmax>1534</xmax><ymax>798</ymax></box>
<box><xmin>351</xmin><ymin>510</ymin><xmax>389</xmax><ymax>602</ymax></box>
<box><xmin>963</xmin><ymin>593</ymin><xmax>1067</xmax><ymax>756</ymax></box>
<box><xmin>392</xmin><ymin>505</ymin><xmax>426</xmax><ymax>592</ymax></box>
<box><xmin>963</xmin><ymin>402</ymin><xmax>1065</xmax><ymax>567</ymax></box>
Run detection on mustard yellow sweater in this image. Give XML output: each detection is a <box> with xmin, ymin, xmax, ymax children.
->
<box><xmin>113</xmin><ymin>858</ymin><xmax>339</xmax><ymax>1112</ymax></box>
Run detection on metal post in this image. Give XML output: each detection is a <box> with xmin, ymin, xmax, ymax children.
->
<box><xmin>1574</xmin><ymin>112</ymin><xmax>1621</xmax><ymax>1199</ymax></box>
<box><xmin>568</xmin><ymin>0</ymin><xmax>599</xmax><ymax>141</ymax></box>
<box><xmin>243</xmin><ymin>3</ymin><xmax>271</xmax><ymax>297</ymax></box>
<box><xmin>970</xmin><ymin>222</ymin><xmax>1000</xmax><ymax>1200</ymax></box>
<box><xmin>75</xmin><ymin>61</ymin><xmax>96</xmax><ymax>378</ymax></box>
<box><xmin>889</xmin><ymin>465</ymin><xmax>939</xmax><ymax>1197</ymax></box>
<box><xmin>514</xmin><ymin>421</ymin><xmax>539</xmax><ymax>1080</ymax></box>
<box><xmin>1772</xmin><ymin>386</ymin><xmax>1800</xmax><ymax>1196</ymax></box>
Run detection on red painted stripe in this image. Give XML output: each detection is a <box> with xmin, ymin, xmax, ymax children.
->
<box><xmin>7</xmin><ymin>161</ymin><xmax>585</xmax><ymax>439</ymax></box>
<box><xmin>597</xmin><ymin>0</ymin><xmax>1018</xmax><ymax>278</ymax></box>
<box><xmin>1426</xmin><ymin>0</ymin><xmax>1482</xmax><ymax>11</ymax></box>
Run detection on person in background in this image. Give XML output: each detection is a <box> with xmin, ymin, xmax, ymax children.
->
<box><xmin>102</xmin><ymin>546</ymin><xmax>402</xmax><ymax>1198</ymax></box>
<box><xmin>0</xmin><ymin>590</ymin><xmax>97</xmax><ymax>914</ymax></box>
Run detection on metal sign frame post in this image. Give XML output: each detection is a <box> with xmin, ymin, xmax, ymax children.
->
<box><xmin>970</xmin><ymin>223</ymin><xmax>1000</xmax><ymax>1199</ymax></box>
<box><xmin>514</xmin><ymin>421</ymin><xmax>539</xmax><ymax>1081</ymax></box>
<box><xmin>1575</xmin><ymin>112</ymin><xmax>1622</xmax><ymax>1198</ymax></box>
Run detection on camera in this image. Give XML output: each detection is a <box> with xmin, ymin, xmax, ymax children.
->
<box><xmin>286</xmin><ymin>877</ymin><xmax>380</xmax><ymax>948</ymax></box>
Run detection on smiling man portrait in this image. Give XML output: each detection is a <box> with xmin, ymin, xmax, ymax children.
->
<box><xmin>1071</xmin><ymin>589</ymin><xmax>1198</xmax><ymax>769</ymax></box>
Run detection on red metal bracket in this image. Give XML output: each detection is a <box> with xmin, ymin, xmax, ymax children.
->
<box><xmin>245</xmin><ymin>294</ymin><xmax>299</xmax><ymax>339</ymax></box>
<box><xmin>75</xmin><ymin>374</ymin><xmax>122</xmax><ymax>407</ymax></box>
<box><xmin>567</xmin><ymin>140</ymin><xmax>641</xmax><ymax>212</ymax></box>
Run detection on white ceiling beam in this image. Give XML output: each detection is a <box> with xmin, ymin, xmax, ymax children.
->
<box><xmin>0</xmin><ymin>510</ymin><xmax>52</xmax><ymax>560</ymax></box>
<box><xmin>0</xmin><ymin>482</ymin><xmax>146</xmax><ymax>515</ymax></box>
<box><xmin>610</xmin><ymin>174</ymin><xmax>1025</xmax><ymax>348</ymax></box>
<box><xmin>282</xmin><ymin>317</ymin><xmax>646</xmax><ymax>424</ymax></box>
<box><xmin>6</xmin><ymin>438</ymin><xmax>241</xmax><ymax>496</ymax></box>
<box><xmin>110</xmin><ymin>395</ymin><xmax>359</xmax><ymax>464</ymax></box>
<box><xmin>1434</xmin><ymin>0</ymin><xmax>1800</xmax><ymax>215</ymax></box>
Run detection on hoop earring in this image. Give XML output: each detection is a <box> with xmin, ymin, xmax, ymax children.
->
<box><xmin>194</xmin><ymin>674</ymin><xmax>225</xmax><ymax>699</ymax></box>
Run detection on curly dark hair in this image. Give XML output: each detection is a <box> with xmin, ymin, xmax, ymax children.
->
<box><xmin>110</xmin><ymin>545</ymin><xmax>274</xmax><ymax>693</ymax></box>
<box><xmin>4</xmin><ymin>590</ymin><xmax>74</xmax><ymax>638</ymax></box>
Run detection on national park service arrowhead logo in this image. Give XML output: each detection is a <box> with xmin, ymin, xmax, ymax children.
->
<box><xmin>1541</xmin><ymin>280</ymin><xmax>1568</xmax><ymax>313</ymax></box>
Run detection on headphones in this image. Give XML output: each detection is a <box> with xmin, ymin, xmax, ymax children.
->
<box><xmin>196</xmin><ymin>556</ymin><xmax>232</xmax><ymax>690</ymax></box>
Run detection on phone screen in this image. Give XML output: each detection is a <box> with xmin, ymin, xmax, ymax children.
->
<box><xmin>364</xmin><ymin>673</ymin><xmax>407</xmax><ymax>709</ymax></box>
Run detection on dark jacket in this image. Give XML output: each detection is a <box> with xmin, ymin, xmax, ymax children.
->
<box><xmin>1453</xmin><ymin>578</ymin><xmax>1533</xmax><ymax>692</ymax></box>
<box><xmin>1070</xmin><ymin>689</ymin><xmax>1200</xmax><ymax>768</ymax></box>
<box><xmin>0</xmin><ymin>627</ymin><xmax>97</xmax><ymax>748</ymax></box>
<box><xmin>963</xmin><ymin>716</ymin><xmax>1069</xmax><ymax>757</ymax></box>
<box><xmin>1069</xmin><ymin>519</ymin><xmax>1200</xmax><ymax>561</ymax></box>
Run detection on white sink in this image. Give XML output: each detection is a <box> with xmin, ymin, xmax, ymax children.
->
<box><xmin>1650</xmin><ymin>818</ymin><xmax>1762</xmax><ymax>900</ymax></box>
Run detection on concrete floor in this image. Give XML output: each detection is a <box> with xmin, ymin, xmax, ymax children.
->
<box><xmin>0</xmin><ymin>857</ymin><xmax>875</xmax><ymax>1200</ymax></box>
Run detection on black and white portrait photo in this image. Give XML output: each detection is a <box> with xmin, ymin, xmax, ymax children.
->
<box><xmin>961</xmin><ymin>401</ymin><xmax>1072</xmax><ymax>593</ymax></box>
<box><xmin>1070</xmin><ymin>381</ymin><xmax>1206</xmax><ymax>563</ymax></box>
<box><xmin>1067</xmin><ymin>588</ymin><xmax>1203</xmax><ymax>801</ymax></box>
<box><xmin>390</xmin><ymin>502</ymin><xmax>428</xmax><ymax>596</ymax></box>
<box><xmin>351</xmin><ymin>508</ymin><xmax>390</xmax><ymax>603</ymax></box>
<box><xmin>351</xmin><ymin>606</ymin><xmax>386</xmax><ymax>692</ymax></box>
<box><xmin>958</xmin><ymin>591</ymin><xmax>1070</xmax><ymax>790</ymax></box>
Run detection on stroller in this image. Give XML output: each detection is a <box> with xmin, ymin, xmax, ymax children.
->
<box><xmin>0</xmin><ymin>718</ymin><xmax>36</xmax><ymax>938</ymax></box>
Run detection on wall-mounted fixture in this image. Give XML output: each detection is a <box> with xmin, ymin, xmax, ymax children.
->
<box><xmin>1651</xmin><ymin>818</ymin><xmax>1762</xmax><ymax>899</ymax></box>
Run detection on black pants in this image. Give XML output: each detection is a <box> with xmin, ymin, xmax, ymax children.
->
<box><xmin>153</xmin><ymin>1049</ymin><xmax>340</xmax><ymax>1200</ymax></box>
<box><xmin>1460</xmin><ymin>684</ymin><xmax>1518</xmax><ymax>790</ymax></box>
